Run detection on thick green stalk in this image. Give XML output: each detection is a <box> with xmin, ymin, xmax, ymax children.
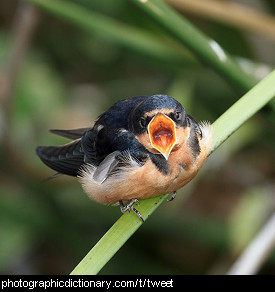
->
<box><xmin>71</xmin><ymin>71</ymin><xmax>275</xmax><ymax>275</ymax></box>
<box><xmin>71</xmin><ymin>194</ymin><xmax>169</xmax><ymax>275</ymax></box>
<box><xmin>131</xmin><ymin>0</ymin><xmax>257</xmax><ymax>93</ymax></box>
<box><xmin>211</xmin><ymin>70</ymin><xmax>275</xmax><ymax>153</ymax></box>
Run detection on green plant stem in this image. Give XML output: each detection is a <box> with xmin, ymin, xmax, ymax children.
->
<box><xmin>70</xmin><ymin>194</ymin><xmax>169</xmax><ymax>275</ymax></box>
<box><xmin>23</xmin><ymin>0</ymin><xmax>256</xmax><ymax>93</ymax></box>
<box><xmin>211</xmin><ymin>70</ymin><xmax>275</xmax><ymax>153</ymax></box>
<box><xmin>131</xmin><ymin>0</ymin><xmax>257</xmax><ymax>93</ymax></box>
<box><xmin>70</xmin><ymin>71</ymin><xmax>275</xmax><ymax>275</ymax></box>
<box><xmin>21</xmin><ymin>0</ymin><xmax>196</xmax><ymax>65</ymax></box>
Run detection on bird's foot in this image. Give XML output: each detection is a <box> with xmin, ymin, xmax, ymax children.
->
<box><xmin>119</xmin><ymin>199</ymin><xmax>144</xmax><ymax>222</ymax></box>
<box><xmin>167</xmin><ymin>191</ymin><xmax>177</xmax><ymax>202</ymax></box>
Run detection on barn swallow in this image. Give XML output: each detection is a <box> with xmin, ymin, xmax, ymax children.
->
<box><xmin>36</xmin><ymin>95</ymin><xmax>212</xmax><ymax>222</ymax></box>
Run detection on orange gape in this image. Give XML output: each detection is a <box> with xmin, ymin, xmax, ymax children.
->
<box><xmin>148</xmin><ymin>113</ymin><xmax>177</xmax><ymax>161</ymax></box>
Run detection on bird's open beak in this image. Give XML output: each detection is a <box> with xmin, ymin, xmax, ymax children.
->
<box><xmin>148</xmin><ymin>113</ymin><xmax>177</xmax><ymax>160</ymax></box>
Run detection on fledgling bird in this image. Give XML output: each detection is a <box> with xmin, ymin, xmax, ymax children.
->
<box><xmin>36</xmin><ymin>95</ymin><xmax>212</xmax><ymax>221</ymax></box>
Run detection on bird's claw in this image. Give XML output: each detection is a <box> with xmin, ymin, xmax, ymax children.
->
<box><xmin>167</xmin><ymin>191</ymin><xmax>177</xmax><ymax>202</ymax></box>
<box><xmin>119</xmin><ymin>199</ymin><xmax>144</xmax><ymax>222</ymax></box>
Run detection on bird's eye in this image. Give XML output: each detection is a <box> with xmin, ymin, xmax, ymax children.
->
<box><xmin>174</xmin><ymin>111</ymin><xmax>182</xmax><ymax>121</ymax></box>
<box><xmin>139</xmin><ymin>117</ymin><xmax>147</xmax><ymax>128</ymax></box>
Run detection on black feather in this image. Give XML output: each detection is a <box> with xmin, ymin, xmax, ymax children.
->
<box><xmin>187</xmin><ymin>115</ymin><xmax>201</xmax><ymax>159</ymax></box>
<box><xmin>50</xmin><ymin>127</ymin><xmax>92</xmax><ymax>140</ymax></box>
<box><xmin>149</xmin><ymin>153</ymin><xmax>169</xmax><ymax>175</ymax></box>
<box><xmin>36</xmin><ymin>139</ymin><xmax>84</xmax><ymax>176</ymax></box>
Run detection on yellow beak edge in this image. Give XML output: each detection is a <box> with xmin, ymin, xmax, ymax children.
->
<box><xmin>148</xmin><ymin>113</ymin><xmax>177</xmax><ymax>160</ymax></box>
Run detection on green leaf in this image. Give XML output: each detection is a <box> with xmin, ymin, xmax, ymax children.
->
<box><xmin>228</xmin><ymin>187</ymin><xmax>269</xmax><ymax>254</ymax></box>
<box><xmin>22</xmin><ymin>0</ymin><xmax>256</xmax><ymax>93</ymax></box>
<box><xmin>210</xmin><ymin>70</ymin><xmax>275</xmax><ymax>153</ymax></box>
<box><xmin>130</xmin><ymin>0</ymin><xmax>256</xmax><ymax>93</ymax></box>
<box><xmin>21</xmin><ymin>0</ymin><xmax>196</xmax><ymax>66</ymax></box>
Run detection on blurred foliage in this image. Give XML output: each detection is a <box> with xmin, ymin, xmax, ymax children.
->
<box><xmin>0</xmin><ymin>0</ymin><xmax>274</xmax><ymax>274</ymax></box>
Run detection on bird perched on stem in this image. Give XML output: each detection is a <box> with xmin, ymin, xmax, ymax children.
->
<box><xmin>36</xmin><ymin>95</ymin><xmax>212</xmax><ymax>222</ymax></box>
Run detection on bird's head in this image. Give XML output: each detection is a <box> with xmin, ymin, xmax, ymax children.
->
<box><xmin>128</xmin><ymin>95</ymin><xmax>188</xmax><ymax>160</ymax></box>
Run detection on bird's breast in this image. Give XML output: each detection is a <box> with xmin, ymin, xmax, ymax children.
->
<box><xmin>79</xmin><ymin>125</ymin><xmax>212</xmax><ymax>205</ymax></box>
<box><xmin>79</xmin><ymin>143</ymin><xmax>198</xmax><ymax>205</ymax></box>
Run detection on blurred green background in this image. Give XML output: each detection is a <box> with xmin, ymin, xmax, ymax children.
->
<box><xmin>0</xmin><ymin>0</ymin><xmax>274</xmax><ymax>274</ymax></box>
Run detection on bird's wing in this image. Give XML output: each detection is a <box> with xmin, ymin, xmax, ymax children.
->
<box><xmin>36</xmin><ymin>139</ymin><xmax>84</xmax><ymax>176</ymax></box>
<box><xmin>49</xmin><ymin>127</ymin><xmax>92</xmax><ymax>140</ymax></box>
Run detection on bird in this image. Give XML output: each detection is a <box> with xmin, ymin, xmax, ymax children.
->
<box><xmin>36</xmin><ymin>94</ymin><xmax>212</xmax><ymax>222</ymax></box>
